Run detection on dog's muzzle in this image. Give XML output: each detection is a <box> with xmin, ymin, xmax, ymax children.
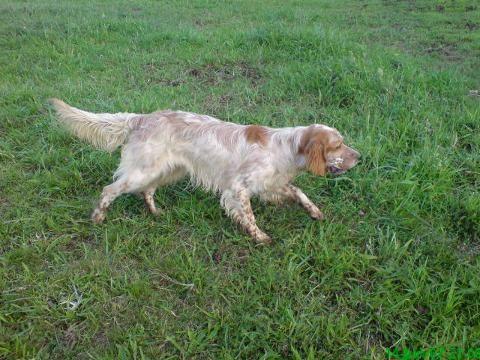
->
<box><xmin>327</xmin><ymin>158</ymin><xmax>346</xmax><ymax>175</ymax></box>
<box><xmin>327</xmin><ymin>165</ymin><xmax>346</xmax><ymax>175</ymax></box>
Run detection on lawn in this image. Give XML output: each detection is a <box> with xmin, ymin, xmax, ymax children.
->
<box><xmin>1</xmin><ymin>0</ymin><xmax>479</xmax><ymax>358</ymax></box>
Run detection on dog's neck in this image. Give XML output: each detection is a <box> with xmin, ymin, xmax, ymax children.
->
<box><xmin>269</xmin><ymin>126</ymin><xmax>309</xmax><ymax>179</ymax></box>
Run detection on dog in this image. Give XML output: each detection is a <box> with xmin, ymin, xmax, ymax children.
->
<box><xmin>50</xmin><ymin>99</ymin><xmax>360</xmax><ymax>244</ymax></box>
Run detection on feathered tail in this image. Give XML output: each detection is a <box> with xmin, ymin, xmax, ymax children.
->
<box><xmin>49</xmin><ymin>98</ymin><xmax>138</xmax><ymax>152</ymax></box>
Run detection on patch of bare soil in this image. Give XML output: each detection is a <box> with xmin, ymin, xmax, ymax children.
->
<box><xmin>187</xmin><ymin>61</ymin><xmax>262</xmax><ymax>85</ymax></box>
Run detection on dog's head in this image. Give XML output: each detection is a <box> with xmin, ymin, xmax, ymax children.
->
<box><xmin>299</xmin><ymin>125</ymin><xmax>360</xmax><ymax>176</ymax></box>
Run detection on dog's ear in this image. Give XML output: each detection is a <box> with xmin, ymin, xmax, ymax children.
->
<box><xmin>299</xmin><ymin>127</ymin><xmax>327</xmax><ymax>176</ymax></box>
<box><xmin>305</xmin><ymin>137</ymin><xmax>327</xmax><ymax>176</ymax></box>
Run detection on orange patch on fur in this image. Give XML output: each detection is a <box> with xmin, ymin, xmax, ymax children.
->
<box><xmin>245</xmin><ymin>125</ymin><xmax>269</xmax><ymax>146</ymax></box>
<box><xmin>299</xmin><ymin>126</ymin><xmax>330</xmax><ymax>176</ymax></box>
<box><xmin>305</xmin><ymin>138</ymin><xmax>326</xmax><ymax>176</ymax></box>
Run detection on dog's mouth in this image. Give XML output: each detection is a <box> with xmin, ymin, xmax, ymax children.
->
<box><xmin>327</xmin><ymin>165</ymin><xmax>346</xmax><ymax>175</ymax></box>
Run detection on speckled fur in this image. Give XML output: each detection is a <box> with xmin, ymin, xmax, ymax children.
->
<box><xmin>50</xmin><ymin>99</ymin><xmax>360</xmax><ymax>243</ymax></box>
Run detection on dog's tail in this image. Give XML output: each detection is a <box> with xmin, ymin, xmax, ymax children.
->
<box><xmin>49</xmin><ymin>98</ymin><xmax>138</xmax><ymax>152</ymax></box>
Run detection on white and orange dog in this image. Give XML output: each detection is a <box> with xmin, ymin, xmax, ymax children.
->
<box><xmin>50</xmin><ymin>99</ymin><xmax>360</xmax><ymax>244</ymax></box>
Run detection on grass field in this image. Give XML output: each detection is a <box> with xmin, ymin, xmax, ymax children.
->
<box><xmin>1</xmin><ymin>0</ymin><xmax>479</xmax><ymax>358</ymax></box>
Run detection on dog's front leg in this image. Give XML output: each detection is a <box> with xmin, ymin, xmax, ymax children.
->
<box><xmin>280</xmin><ymin>184</ymin><xmax>324</xmax><ymax>220</ymax></box>
<box><xmin>221</xmin><ymin>188</ymin><xmax>272</xmax><ymax>245</ymax></box>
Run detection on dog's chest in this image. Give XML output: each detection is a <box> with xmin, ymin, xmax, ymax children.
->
<box><xmin>262</xmin><ymin>169</ymin><xmax>297</xmax><ymax>192</ymax></box>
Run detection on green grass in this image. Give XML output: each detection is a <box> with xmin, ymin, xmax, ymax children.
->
<box><xmin>1</xmin><ymin>0</ymin><xmax>479</xmax><ymax>358</ymax></box>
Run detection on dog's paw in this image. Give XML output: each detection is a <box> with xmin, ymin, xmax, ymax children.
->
<box><xmin>91</xmin><ymin>209</ymin><xmax>106</xmax><ymax>224</ymax></box>
<box><xmin>309</xmin><ymin>208</ymin><xmax>325</xmax><ymax>221</ymax></box>
<box><xmin>254</xmin><ymin>232</ymin><xmax>273</xmax><ymax>245</ymax></box>
<box><xmin>149</xmin><ymin>208</ymin><xmax>163</xmax><ymax>217</ymax></box>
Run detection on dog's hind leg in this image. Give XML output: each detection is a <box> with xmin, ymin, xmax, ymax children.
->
<box><xmin>91</xmin><ymin>164</ymin><xmax>181</xmax><ymax>224</ymax></box>
<box><xmin>142</xmin><ymin>187</ymin><xmax>159</xmax><ymax>216</ymax></box>
<box><xmin>91</xmin><ymin>178</ymin><xmax>129</xmax><ymax>224</ymax></box>
<box><xmin>141</xmin><ymin>167</ymin><xmax>187</xmax><ymax>216</ymax></box>
<box><xmin>91</xmin><ymin>172</ymin><xmax>158</xmax><ymax>224</ymax></box>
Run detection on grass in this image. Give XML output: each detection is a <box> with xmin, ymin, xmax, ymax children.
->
<box><xmin>0</xmin><ymin>0</ymin><xmax>479</xmax><ymax>358</ymax></box>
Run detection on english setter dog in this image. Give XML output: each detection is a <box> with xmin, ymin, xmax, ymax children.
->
<box><xmin>50</xmin><ymin>99</ymin><xmax>360</xmax><ymax>244</ymax></box>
